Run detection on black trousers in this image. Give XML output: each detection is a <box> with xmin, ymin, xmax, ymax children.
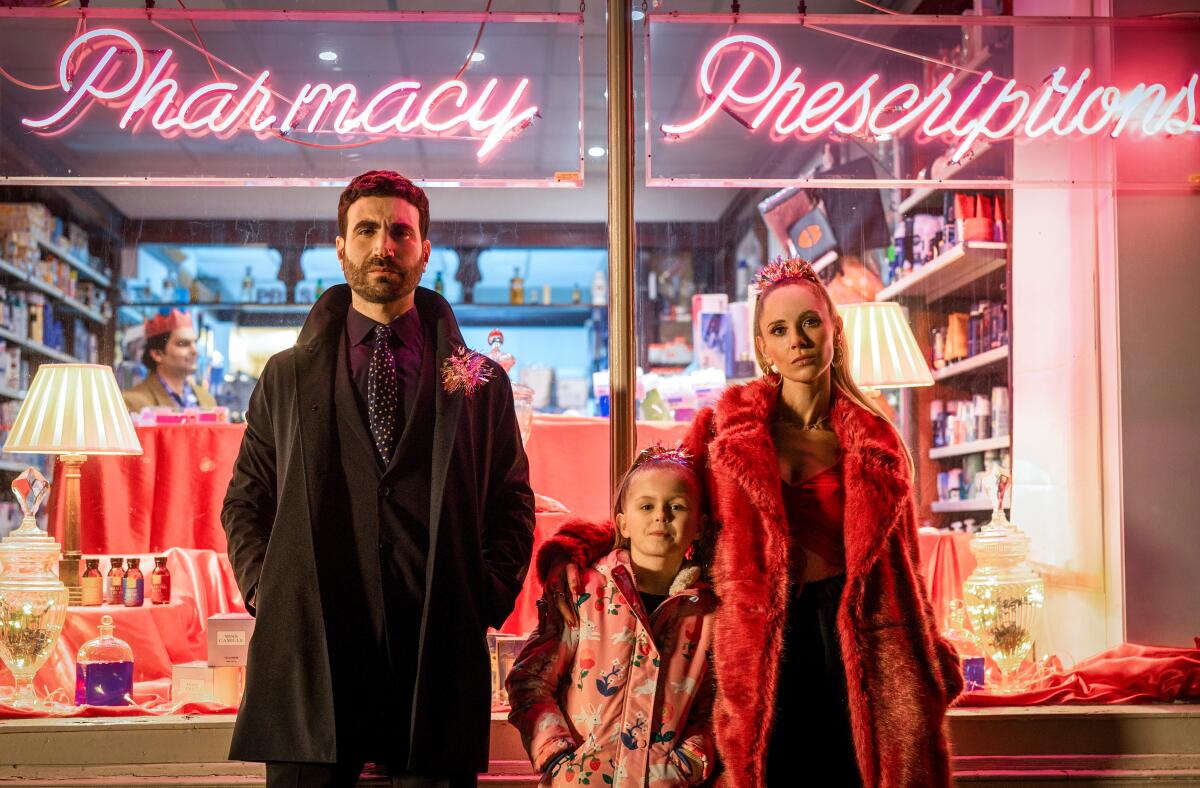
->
<box><xmin>765</xmin><ymin>574</ymin><xmax>864</xmax><ymax>787</ymax></box>
<box><xmin>265</xmin><ymin>762</ymin><xmax>477</xmax><ymax>788</ymax></box>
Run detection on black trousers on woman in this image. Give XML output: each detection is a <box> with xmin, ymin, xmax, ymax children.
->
<box><xmin>765</xmin><ymin>574</ymin><xmax>864</xmax><ymax>787</ymax></box>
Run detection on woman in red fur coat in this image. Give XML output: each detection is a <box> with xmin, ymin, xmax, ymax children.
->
<box><xmin>540</xmin><ymin>258</ymin><xmax>964</xmax><ymax>787</ymax></box>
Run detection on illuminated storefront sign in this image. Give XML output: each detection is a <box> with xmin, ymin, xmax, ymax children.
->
<box><xmin>25</xmin><ymin>28</ymin><xmax>539</xmax><ymax>160</ymax></box>
<box><xmin>663</xmin><ymin>34</ymin><xmax>1199</xmax><ymax>164</ymax></box>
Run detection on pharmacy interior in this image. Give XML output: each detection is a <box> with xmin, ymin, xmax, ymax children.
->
<box><xmin>0</xmin><ymin>0</ymin><xmax>1198</xmax><ymax>779</ymax></box>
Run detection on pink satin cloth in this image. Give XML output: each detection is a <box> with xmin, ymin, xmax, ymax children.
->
<box><xmin>956</xmin><ymin>642</ymin><xmax>1200</xmax><ymax>706</ymax></box>
<box><xmin>525</xmin><ymin>414</ymin><xmax>692</xmax><ymax>522</ymax></box>
<box><xmin>49</xmin><ymin>423</ymin><xmax>245</xmax><ymax>553</ymax></box>
<box><xmin>0</xmin><ymin>547</ymin><xmax>245</xmax><ymax>718</ymax></box>
<box><xmin>916</xmin><ymin>527</ymin><xmax>976</xmax><ymax>629</ymax></box>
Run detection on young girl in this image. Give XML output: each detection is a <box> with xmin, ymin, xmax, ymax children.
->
<box><xmin>506</xmin><ymin>445</ymin><xmax>716</xmax><ymax>788</ymax></box>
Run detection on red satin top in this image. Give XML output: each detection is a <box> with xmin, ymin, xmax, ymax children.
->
<box><xmin>780</xmin><ymin>460</ymin><xmax>846</xmax><ymax>572</ymax></box>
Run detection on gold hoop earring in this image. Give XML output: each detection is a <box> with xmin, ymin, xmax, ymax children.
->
<box><xmin>760</xmin><ymin>361</ymin><xmax>782</xmax><ymax>387</ymax></box>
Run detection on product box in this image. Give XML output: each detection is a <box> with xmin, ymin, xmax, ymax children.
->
<box><xmin>171</xmin><ymin>661</ymin><xmax>244</xmax><ymax>706</ymax></box>
<box><xmin>0</xmin><ymin>203</ymin><xmax>53</xmax><ymax>241</ymax></box>
<box><xmin>207</xmin><ymin>613</ymin><xmax>255</xmax><ymax>667</ymax></box>
<box><xmin>692</xmin><ymin>293</ymin><xmax>731</xmax><ymax>374</ymax></box>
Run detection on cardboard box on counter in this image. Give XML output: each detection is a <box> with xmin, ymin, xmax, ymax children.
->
<box><xmin>171</xmin><ymin>661</ymin><xmax>243</xmax><ymax>706</ymax></box>
<box><xmin>207</xmin><ymin>613</ymin><xmax>255</xmax><ymax>667</ymax></box>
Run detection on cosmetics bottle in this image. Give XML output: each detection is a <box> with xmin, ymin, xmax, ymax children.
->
<box><xmin>81</xmin><ymin>559</ymin><xmax>103</xmax><ymax>606</ymax></box>
<box><xmin>105</xmin><ymin>558</ymin><xmax>124</xmax><ymax>605</ymax></box>
<box><xmin>122</xmin><ymin>558</ymin><xmax>144</xmax><ymax>607</ymax></box>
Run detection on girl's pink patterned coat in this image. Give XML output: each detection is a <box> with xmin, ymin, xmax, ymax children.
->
<box><xmin>506</xmin><ymin>546</ymin><xmax>717</xmax><ymax>787</ymax></box>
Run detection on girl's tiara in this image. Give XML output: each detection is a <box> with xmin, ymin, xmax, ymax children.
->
<box><xmin>753</xmin><ymin>256</ymin><xmax>818</xmax><ymax>289</ymax></box>
<box><xmin>632</xmin><ymin>442</ymin><xmax>693</xmax><ymax>470</ymax></box>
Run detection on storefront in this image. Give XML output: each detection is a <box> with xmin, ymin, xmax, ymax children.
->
<box><xmin>0</xmin><ymin>1</ymin><xmax>1197</xmax><ymax>783</ymax></box>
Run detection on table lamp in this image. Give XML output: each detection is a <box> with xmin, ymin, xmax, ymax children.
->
<box><xmin>837</xmin><ymin>302</ymin><xmax>934</xmax><ymax>391</ymax></box>
<box><xmin>2</xmin><ymin>364</ymin><xmax>142</xmax><ymax>604</ymax></box>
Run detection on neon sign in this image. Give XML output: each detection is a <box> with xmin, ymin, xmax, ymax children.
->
<box><xmin>23</xmin><ymin>28</ymin><xmax>540</xmax><ymax>159</ymax></box>
<box><xmin>662</xmin><ymin>34</ymin><xmax>1200</xmax><ymax>161</ymax></box>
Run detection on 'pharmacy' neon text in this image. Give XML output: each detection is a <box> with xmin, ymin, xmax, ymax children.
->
<box><xmin>23</xmin><ymin>28</ymin><xmax>540</xmax><ymax>159</ymax></box>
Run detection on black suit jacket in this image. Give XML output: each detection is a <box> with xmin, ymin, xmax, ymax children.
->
<box><xmin>221</xmin><ymin>284</ymin><xmax>534</xmax><ymax>768</ymax></box>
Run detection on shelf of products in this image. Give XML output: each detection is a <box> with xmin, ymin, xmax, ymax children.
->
<box><xmin>120</xmin><ymin>301</ymin><xmax>598</xmax><ymax>328</ymax></box>
<box><xmin>896</xmin><ymin>141</ymin><xmax>1001</xmax><ymax>215</ymax></box>
<box><xmin>37</xmin><ymin>238</ymin><xmax>111</xmax><ymax>288</ymax></box>
<box><xmin>931</xmin><ymin>497</ymin><xmax>1008</xmax><ymax>514</ymax></box>
<box><xmin>876</xmin><ymin>241</ymin><xmax>1008</xmax><ymax>303</ymax></box>
<box><xmin>0</xmin><ymin>385</ymin><xmax>26</xmax><ymax>401</ymax></box>
<box><xmin>929</xmin><ymin>435</ymin><xmax>1011</xmax><ymax>460</ymax></box>
<box><xmin>0</xmin><ymin>257</ymin><xmax>107</xmax><ymax>323</ymax></box>
<box><xmin>0</xmin><ymin>325</ymin><xmax>78</xmax><ymax>364</ymax></box>
<box><xmin>933</xmin><ymin>345</ymin><xmax>1008</xmax><ymax>382</ymax></box>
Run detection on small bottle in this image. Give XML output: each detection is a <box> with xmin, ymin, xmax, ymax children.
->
<box><xmin>434</xmin><ymin>271</ymin><xmax>445</xmax><ymax>295</ymax></box>
<box><xmin>509</xmin><ymin>267</ymin><xmax>525</xmax><ymax>305</ymax></box>
<box><xmin>81</xmin><ymin>559</ymin><xmax>103</xmax><ymax>606</ymax></box>
<box><xmin>315</xmin><ymin>278</ymin><xmax>325</xmax><ymax>299</ymax></box>
<box><xmin>75</xmin><ymin>615</ymin><xmax>134</xmax><ymax>706</ymax></box>
<box><xmin>542</xmin><ymin>283</ymin><xmax>552</xmax><ymax>305</ymax></box>
<box><xmin>150</xmin><ymin>556</ymin><xmax>171</xmax><ymax>605</ymax></box>
<box><xmin>105</xmin><ymin>558</ymin><xmax>125</xmax><ymax>605</ymax></box>
<box><xmin>123</xmin><ymin>558</ymin><xmax>144</xmax><ymax>607</ymax></box>
<box><xmin>591</xmin><ymin>270</ymin><xmax>607</xmax><ymax>306</ymax></box>
<box><xmin>240</xmin><ymin>266</ymin><xmax>254</xmax><ymax>302</ymax></box>
<box><xmin>941</xmin><ymin>600</ymin><xmax>986</xmax><ymax>691</ymax></box>
<box><xmin>571</xmin><ymin>283</ymin><xmax>582</xmax><ymax>305</ymax></box>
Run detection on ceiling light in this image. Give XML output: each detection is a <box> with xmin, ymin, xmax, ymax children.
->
<box><xmin>588</xmin><ymin>146</ymin><xmax>606</xmax><ymax>157</ymax></box>
<box><xmin>632</xmin><ymin>9</ymin><xmax>645</xmax><ymax>21</ymax></box>
<box><xmin>470</xmin><ymin>51</ymin><xmax>486</xmax><ymax>63</ymax></box>
<box><xmin>318</xmin><ymin>50</ymin><xmax>338</xmax><ymax>62</ymax></box>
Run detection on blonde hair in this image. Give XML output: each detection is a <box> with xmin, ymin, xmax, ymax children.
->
<box><xmin>753</xmin><ymin>272</ymin><xmax>914</xmax><ymax>476</ymax></box>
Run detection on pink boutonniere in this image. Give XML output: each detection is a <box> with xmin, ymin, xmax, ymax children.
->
<box><xmin>441</xmin><ymin>346</ymin><xmax>494</xmax><ymax>397</ymax></box>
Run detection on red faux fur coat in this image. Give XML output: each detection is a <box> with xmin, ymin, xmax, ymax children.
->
<box><xmin>539</xmin><ymin>379</ymin><xmax>964</xmax><ymax>788</ymax></box>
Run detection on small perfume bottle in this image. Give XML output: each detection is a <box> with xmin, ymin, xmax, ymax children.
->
<box><xmin>240</xmin><ymin>266</ymin><xmax>253</xmax><ymax>302</ymax></box>
<box><xmin>75</xmin><ymin>614</ymin><xmax>134</xmax><ymax>706</ymax></box>
<box><xmin>150</xmin><ymin>556</ymin><xmax>171</xmax><ymax>605</ymax></box>
<box><xmin>105</xmin><ymin>558</ymin><xmax>125</xmax><ymax>605</ymax></box>
<box><xmin>941</xmin><ymin>599</ymin><xmax>986</xmax><ymax>691</ymax></box>
<box><xmin>81</xmin><ymin>559</ymin><xmax>103</xmax><ymax>606</ymax></box>
<box><xmin>434</xmin><ymin>271</ymin><xmax>445</xmax><ymax>295</ymax></box>
<box><xmin>571</xmin><ymin>283</ymin><xmax>582</xmax><ymax>305</ymax></box>
<box><xmin>509</xmin><ymin>267</ymin><xmax>525</xmax><ymax>305</ymax></box>
<box><xmin>122</xmin><ymin>558</ymin><xmax>144</xmax><ymax>607</ymax></box>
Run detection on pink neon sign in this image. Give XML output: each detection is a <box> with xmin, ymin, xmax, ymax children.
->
<box><xmin>23</xmin><ymin>28</ymin><xmax>540</xmax><ymax>159</ymax></box>
<box><xmin>662</xmin><ymin>34</ymin><xmax>1200</xmax><ymax>161</ymax></box>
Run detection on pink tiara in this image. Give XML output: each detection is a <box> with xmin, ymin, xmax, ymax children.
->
<box><xmin>633</xmin><ymin>442</ymin><xmax>693</xmax><ymax>470</ymax></box>
<box><xmin>753</xmin><ymin>256</ymin><xmax>818</xmax><ymax>289</ymax></box>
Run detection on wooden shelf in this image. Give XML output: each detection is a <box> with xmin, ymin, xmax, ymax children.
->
<box><xmin>930</xmin><ymin>435</ymin><xmax>1010</xmax><ymax>460</ymax></box>
<box><xmin>933</xmin><ymin>345</ymin><xmax>1009</xmax><ymax>382</ymax></box>
<box><xmin>0</xmin><ymin>258</ymin><xmax>108</xmax><ymax>323</ymax></box>
<box><xmin>931</xmin><ymin>497</ymin><xmax>1008</xmax><ymax>513</ymax></box>
<box><xmin>876</xmin><ymin>242</ymin><xmax>1008</xmax><ymax>304</ymax></box>
<box><xmin>37</xmin><ymin>239</ymin><xmax>112</xmax><ymax>288</ymax></box>
<box><xmin>0</xmin><ymin>325</ymin><xmax>79</xmax><ymax>363</ymax></box>
<box><xmin>0</xmin><ymin>385</ymin><xmax>27</xmax><ymax>401</ymax></box>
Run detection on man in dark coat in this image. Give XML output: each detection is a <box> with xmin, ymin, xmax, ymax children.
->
<box><xmin>222</xmin><ymin>170</ymin><xmax>535</xmax><ymax>787</ymax></box>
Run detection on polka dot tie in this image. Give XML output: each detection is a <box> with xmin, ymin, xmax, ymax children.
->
<box><xmin>367</xmin><ymin>324</ymin><xmax>399</xmax><ymax>461</ymax></box>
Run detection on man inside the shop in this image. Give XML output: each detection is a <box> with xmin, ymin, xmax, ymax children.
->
<box><xmin>222</xmin><ymin>170</ymin><xmax>534</xmax><ymax>788</ymax></box>
<box><xmin>122</xmin><ymin>309</ymin><xmax>217</xmax><ymax>411</ymax></box>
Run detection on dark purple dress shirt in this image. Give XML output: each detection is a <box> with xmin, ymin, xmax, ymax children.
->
<box><xmin>347</xmin><ymin>305</ymin><xmax>425</xmax><ymax>431</ymax></box>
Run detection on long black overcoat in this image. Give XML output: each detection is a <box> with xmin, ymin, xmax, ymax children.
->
<box><xmin>221</xmin><ymin>284</ymin><xmax>534</xmax><ymax>769</ymax></box>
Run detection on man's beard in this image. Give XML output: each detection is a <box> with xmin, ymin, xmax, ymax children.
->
<box><xmin>345</xmin><ymin>254</ymin><xmax>423</xmax><ymax>304</ymax></box>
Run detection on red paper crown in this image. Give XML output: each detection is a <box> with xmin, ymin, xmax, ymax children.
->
<box><xmin>753</xmin><ymin>256</ymin><xmax>818</xmax><ymax>290</ymax></box>
<box><xmin>144</xmin><ymin>309</ymin><xmax>193</xmax><ymax>338</ymax></box>
<box><xmin>632</xmin><ymin>442</ymin><xmax>693</xmax><ymax>470</ymax></box>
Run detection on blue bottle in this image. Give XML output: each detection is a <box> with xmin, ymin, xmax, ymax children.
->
<box><xmin>75</xmin><ymin>615</ymin><xmax>134</xmax><ymax>706</ymax></box>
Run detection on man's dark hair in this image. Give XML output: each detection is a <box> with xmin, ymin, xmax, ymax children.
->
<box><xmin>337</xmin><ymin>170</ymin><xmax>430</xmax><ymax>240</ymax></box>
<box><xmin>141</xmin><ymin>331</ymin><xmax>170</xmax><ymax>374</ymax></box>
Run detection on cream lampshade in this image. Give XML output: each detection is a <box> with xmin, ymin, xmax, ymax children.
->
<box><xmin>3</xmin><ymin>364</ymin><xmax>142</xmax><ymax>603</ymax></box>
<box><xmin>837</xmin><ymin>302</ymin><xmax>934</xmax><ymax>390</ymax></box>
